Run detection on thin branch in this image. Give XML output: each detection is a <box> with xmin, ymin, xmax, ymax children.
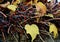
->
<box><xmin>45</xmin><ymin>18</ymin><xmax>60</xmax><ymax>22</ymax></box>
<box><xmin>11</xmin><ymin>0</ymin><xmax>14</xmax><ymax>4</ymax></box>
<box><xmin>2</xmin><ymin>32</ymin><xmax>6</xmax><ymax>42</ymax></box>
<box><xmin>40</xmin><ymin>30</ymin><xmax>54</xmax><ymax>42</ymax></box>
<box><xmin>7</xmin><ymin>24</ymin><xmax>13</xmax><ymax>34</ymax></box>
<box><xmin>0</xmin><ymin>11</ymin><xmax>7</xmax><ymax>17</ymax></box>
<box><xmin>11</xmin><ymin>31</ymin><xmax>18</xmax><ymax>42</ymax></box>
<box><xmin>39</xmin><ymin>34</ymin><xmax>45</xmax><ymax>42</ymax></box>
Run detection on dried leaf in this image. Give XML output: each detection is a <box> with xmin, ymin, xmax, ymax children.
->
<box><xmin>36</xmin><ymin>2</ymin><xmax>47</xmax><ymax>14</ymax></box>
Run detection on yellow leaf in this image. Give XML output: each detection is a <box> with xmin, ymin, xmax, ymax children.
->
<box><xmin>25</xmin><ymin>24</ymin><xmax>39</xmax><ymax>41</ymax></box>
<box><xmin>7</xmin><ymin>5</ymin><xmax>17</xmax><ymax>11</ymax></box>
<box><xmin>13</xmin><ymin>0</ymin><xmax>21</xmax><ymax>6</ymax></box>
<box><xmin>27</xmin><ymin>0</ymin><xmax>38</xmax><ymax>5</ymax></box>
<box><xmin>49</xmin><ymin>23</ymin><xmax>58</xmax><ymax>38</ymax></box>
<box><xmin>45</xmin><ymin>14</ymin><xmax>54</xmax><ymax>18</ymax></box>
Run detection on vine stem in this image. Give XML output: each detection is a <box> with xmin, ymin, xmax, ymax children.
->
<box><xmin>11</xmin><ymin>0</ymin><xmax>14</xmax><ymax>4</ymax></box>
<box><xmin>45</xmin><ymin>18</ymin><xmax>60</xmax><ymax>22</ymax></box>
<box><xmin>20</xmin><ymin>16</ymin><xmax>41</xmax><ymax>24</ymax></box>
<box><xmin>2</xmin><ymin>32</ymin><xmax>6</xmax><ymax>42</ymax></box>
<box><xmin>39</xmin><ymin>34</ymin><xmax>45</xmax><ymax>42</ymax></box>
<box><xmin>46</xmin><ymin>31</ymin><xmax>54</xmax><ymax>42</ymax></box>
<box><xmin>40</xmin><ymin>30</ymin><xmax>54</xmax><ymax>42</ymax></box>
<box><xmin>20</xmin><ymin>15</ymin><xmax>60</xmax><ymax>25</ymax></box>
<box><xmin>0</xmin><ymin>11</ymin><xmax>7</xmax><ymax>17</ymax></box>
<box><xmin>11</xmin><ymin>31</ymin><xmax>18</xmax><ymax>42</ymax></box>
<box><xmin>7</xmin><ymin>24</ymin><xmax>13</xmax><ymax>34</ymax></box>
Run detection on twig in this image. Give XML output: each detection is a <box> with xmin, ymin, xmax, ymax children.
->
<box><xmin>8</xmin><ymin>24</ymin><xmax>13</xmax><ymax>34</ymax></box>
<box><xmin>40</xmin><ymin>30</ymin><xmax>54</xmax><ymax>42</ymax></box>
<box><xmin>45</xmin><ymin>18</ymin><xmax>60</xmax><ymax>22</ymax></box>
<box><xmin>2</xmin><ymin>32</ymin><xmax>6</xmax><ymax>42</ymax></box>
<box><xmin>11</xmin><ymin>31</ymin><xmax>18</xmax><ymax>42</ymax></box>
<box><xmin>0</xmin><ymin>11</ymin><xmax>7</xmax><ymax>17</ymax></box>
<box><xmin>25</xmin><ymin>6</ymin><xmax>32</xmax><ymax>12</ymax></box>
<box><xmin>11</xmin><ymin>0</ymin><xmax>14</xmax><ymax>4</ymax></box>
<box><xmin>39</xmin><ymin>34</ymin><xmax>45</xmax><ymax>42</ymax></box>
<box><xmin>20</xmin><ymin>16</ymin><xmax>40</xmax><ymax>24</ymax></box>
